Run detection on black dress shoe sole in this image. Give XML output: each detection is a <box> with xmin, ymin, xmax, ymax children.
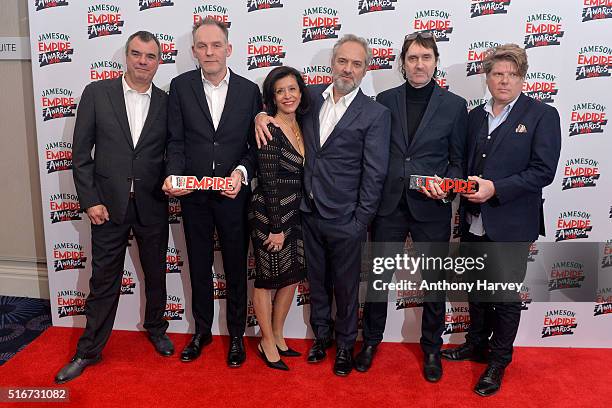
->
<box><xmin>227</xmin><ymin>359</ymin><xmax>245</xmax><ymax>368</ymax></box>
<box><xmin>334</xmin><ymin>369</ymin><xmax>351</xmax><ymax>377</ymax></box>
<box><xmin>354</xmin><ymin>365</ymin><xmax>369</xmax><ymax>373</ymax></box>
<box><xmin>424</xmin><ymin>374</ymin><xmax>442</xmax><ymax>383</ymax></box>
<box><xmin>307</xmin><ymin>356</ymin><xmax>325</xmax><ymax>363</ymax></box>
<box><xmin>474</xmin><ymin>386</ymin><xmax>500</xmax><ymax>397</ymax></box>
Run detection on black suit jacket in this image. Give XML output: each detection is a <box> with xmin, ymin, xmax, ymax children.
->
<box><xmin>462</xmin><ymin>93</ymin><xmax>561</xmax><ymax>242</ymax></box>
<box><xmin>300</xmin><ymin>84</ymin><xmax>391</xmax><ymax>226</ymax></box>
<box><xmin>376</xmin><ymin>81</ymin><xmax>468</xmax><ymax>221</ymax></box>
<box><xmin>165</xmin><ymin>69</ymin><xmax>262</xmax><ymax>203</ymax></box>
<box><xmin>72</xmin><ymin>77</ymin><xmax>169</xmax><ymax>225</ymax></box>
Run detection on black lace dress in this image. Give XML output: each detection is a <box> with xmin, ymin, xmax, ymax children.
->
<box><xmin>249</xmin><ymin>124</ymin><xmax>306</xmax><ymax>289</ymax></box>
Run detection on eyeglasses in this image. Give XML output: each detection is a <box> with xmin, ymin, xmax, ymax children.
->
<box><xmin>405</xmin><ymin>31</ymin><xmax>434</xmax><ymax>41</ymax></box>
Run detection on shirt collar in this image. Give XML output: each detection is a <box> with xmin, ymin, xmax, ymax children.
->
<box><xmin>484</xmin><ymin>93</ymin><xmax>521</xmax><ymax>117</ymax></box>
<box><xmin>322</xmin><ymin>83</ymin><xmax>360</xmax><ymax>107</ymax></box>
<box><xmin>202</xmin><ymin>67</ymin><xmax>231</xmax><ymax>88</ymax></box>
<box><xmin>122</xmin><ymin>75</ymin><xmax>152</xmax><ymax>97</ymax></box>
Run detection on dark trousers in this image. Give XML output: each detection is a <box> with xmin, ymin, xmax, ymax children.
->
<box><xmin>77</xmin><ymin>198</ymin><xmax>169</xmax><ymax>358</ymax></box>
<box><xmin>363</xmin><ymin>196</ymin><xmax>449</xmax><ymax>354</ymax></box>
<box><xmin>302</xmin><ymin>211</ymin><xmax>366</xmax><ymax>349</ymax></box>
<box><xmin>181</xmin><ymin>191</ymin><xmax>249</xmax><ymax>337</ymax></box>
<box><xmin>462</xmin><ymin>231</ymin><xmax>529</xmax><ymax>368</ymax></box>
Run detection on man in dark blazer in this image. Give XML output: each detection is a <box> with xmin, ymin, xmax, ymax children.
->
<box><xmin>55</xmin><ymin>31</ymin><xmax>171</xmax><ymax>384</ymax></box>
<box><xmin>442</xmin><ymin>44</ymin><xmax>561</xmax><ymax>396</ymax></box>
<box><xmin>355</xmin><ymin>33</ymin><xmax>467</xmax><ymax>382</ymax></box>
<box><xmin>257</xmin><ymin>34</ymin><xmax>391</xmax><ymax>376</ymax></box>
<box><xmin>163</xmin><ymin>18</ymin><xmax>262</xmax><ymax>367</ymax></box>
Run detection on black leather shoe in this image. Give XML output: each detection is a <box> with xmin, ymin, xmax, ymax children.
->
<box><xmin>423</xmin><ymin>353</ymin><xmax>442</xmax><ymax>382</ymax></box>
<box><xmin>306</xmin><ymin>338</ymin><xmax>332</xmax><ymax>363</ymax></box>
<box><xmin>258</xmin><ymin>343</ymin><xmax>289</xmax><ymax>371</ymax></box>
<box><xmin>181</xmin><ymin>333</ymin><xmax>212</xmax><ymax>362</ymax></box>
<box><xmin>227</xmin><ymin>336</ymin><xmax>246</xmax><ymax>367</ymax></box>
<box><xmin>474</xmin><ymin>364</ymin><xmax>505</xmax><ymax>396</ymax></box>
<box><xmin>333</xmin><ymin>347</ymin><xmax>354</xmax><ymax>376</ymax></box>
<box><xmin>354</xmin><ymin>344</ymin><xmax>378</xmax><ymax>372</ymax></box>
<box><xmin>54</xmin><ymin>355</ymin><xmax>101</xmax><ymax>384</ymax></box>
<box><xmin>441</xmin><ymin>343</ymin><xmax>487</xmax><ymax>362</ymax></box>
<box><xmin>149</xmin><ymin>334</ymin><xmax>174</xmax><ymax>357</ymax></box>
<box><xmin>277</xmin><ymin>345</ymin><xmax>301</xmax><ymax>357</ymax></box>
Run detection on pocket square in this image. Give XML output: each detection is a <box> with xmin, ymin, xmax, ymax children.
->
<box><xmin>515</xmin><ymin>124</ymin><xmax>527</xmax><ymax>133</ymax></box>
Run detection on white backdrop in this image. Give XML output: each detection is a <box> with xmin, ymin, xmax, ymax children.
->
<box><xmin>28</xmin><ymin>0</ymin><xmax>611</xmax><ymax>347</ymax></box>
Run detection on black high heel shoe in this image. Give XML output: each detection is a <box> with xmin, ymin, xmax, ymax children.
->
<box><xmin>258</xmin><ymin>343</ymin><xmax>289</xmax><ymax>371</ymax></box>
<box><xmin>277</xmin><ymin>345</ymin><xmax>302</xmax><ymax>357</ymax></box>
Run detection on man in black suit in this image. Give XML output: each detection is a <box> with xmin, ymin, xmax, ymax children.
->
<box><xmin>441</xmin><ymin>44</ymin><xmax>561</xmax><ymax>396</ymax></box>
<box><xmin>256</xmin><ymin>35</ymin><xmax>391</xmax><ymax>376</ymax></box>
<box><xmin>55</xmin><ymin>31</ymin><xmax>172</xmax><ymax>384</ymax></box>
<box><xmin>163</xmin><ymin>18</ymin><xmax>262</xmax><ymax>367</ymax></box>
<box><xmin>355</xmin><ymin>32</ymin><xmax>467</xmax><ymax>382</ymax></box>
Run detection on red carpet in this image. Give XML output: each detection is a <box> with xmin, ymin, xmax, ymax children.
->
<box><xmin>0</xmin><ymin>327</ymin><xmax>610</xmax><ymax>407</ymax></box>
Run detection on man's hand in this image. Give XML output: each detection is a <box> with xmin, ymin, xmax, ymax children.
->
<box><xmin>254</xmin><ymin>112</ymin><xmax>280</xmax><ymax>148</ymax></box>
<box><xmin>162</xmin><ymin>176</ymin><xmax>193</xmax><ymax>197</ymax></box>
<box><xmin>419</xmin><ymin>175</ymin><xmax>448</xmax><ymax>200</ymax></box>
<box><xmin>263</xmin><ymin>231</ymin><xmax>285</xmax><ymax>252</ymax></box>
<box><xmin>462</xmin><ymin>176</ymin><xmax>495</xmax><ymax>203</ymax></box>
<box><xmin>220</xmin><ymin>170</ymin><xmax>243</xmax><ymax>199</ymax></box>
<box><xmin>87</xmin><ymin>204</ymin><xmax>109</xmax><ymax>225</ymax></box>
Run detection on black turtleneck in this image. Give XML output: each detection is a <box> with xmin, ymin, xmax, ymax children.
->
<box><xmin>405</xmin><ymin>79</ymin><xmax>435</xmax><ymax>146</ymax></box>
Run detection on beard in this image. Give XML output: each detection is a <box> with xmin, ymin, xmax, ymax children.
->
<box><xmin>333</xmin><ymin>74</ymin><xmax>359</xmax><ymax>94</ymax></box>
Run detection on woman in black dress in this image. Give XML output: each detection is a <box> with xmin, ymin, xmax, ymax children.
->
<box><xmin>249</xmin><ymin>66</ymin><xmax>309</xmax><ymax>370</ymax></box>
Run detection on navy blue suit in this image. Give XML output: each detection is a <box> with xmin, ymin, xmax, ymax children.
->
<box><xmin>361</xmin><ymin>81</ymin><xmax>468</xmax><ymax>352</ymax></box>
<box><xmin>301</xmin><ymin>84</ymin><xmax>390</xmax><ymax>348</ymax></box>
<box><xmin>462</xmin><ymin>92</ymin><xmax>561</xmax><ymax>368</ymax></box>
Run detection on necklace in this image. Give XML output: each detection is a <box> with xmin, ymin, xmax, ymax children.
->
<box><xmin>277</xmin><ymin>115</ymin><xmax>304</xmax><ymax>157</ymax></box>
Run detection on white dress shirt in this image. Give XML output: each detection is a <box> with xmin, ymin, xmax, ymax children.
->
<box><xmin>318</xmin><ymin>84</ymin><xmax>360</xmax><ymax>146</ymax></box>
<box><xmin>201</xmin><ymin>68</ymin><xmax>248</xmax><ymax>183</ymax></box>
<box><xmin>467</xmin><ymin>94</ymin><xmax>520</xmax><ymax>236</ymax></box>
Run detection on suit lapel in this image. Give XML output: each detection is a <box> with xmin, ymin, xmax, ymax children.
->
<box><xmin>395</xmin><ymin>85</ymin><xmax>409</xmax><ymax>153</ymax></box>
<box><xmin>468</xmin><ymin>107</ymin><xmax>487</xmax><ymax>173</ymax></box>
<box><xmin>216</xmin><ymin>69</ymin><xmax>237</xmax><ymax>133</ymax></box>
<box><xmin>487</xmin><ymin>93</ymin><xmax>530</xmax><ymax>158</ymax></box>
<box><xmin>320</xmin><ymin>89</ymin><xmax>364</xmax><ymax>151</ymax></box>
<box><xmin>108</xmin><ymin>77</ymin><xmax>134</xmax><ymax>150</ymax></box>
<box><xmin>135</xmin><ymin>86</ymin><xmax>161</xmax><ymax>151</ymax></box>
<box><xmin>190</xmin><ymin>70</ymin><xmax>214</xmax><ymax>127</ymax></box>
<box><xmin>408</xmin><ymin>83</ymin><xmax>443</xmax><ymax>152</ymax></box>
<box><xmin>311</xmin><ymin>89</ymin><xmax>325</xmax><ymax>151</ymax></box>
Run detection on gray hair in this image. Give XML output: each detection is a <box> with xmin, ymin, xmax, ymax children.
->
<box><xmin>331</xmin><ymin>34</ymin><xmax>372</xmax><ymax>67</ymax></box>
<box><xmin>192</xmin><ymin>17</ymin><xmax>229</xmax><ymax>43</ymax></box>
<box><xmin>124</xmin><ymin>31</ymin><xmax>161</xmax><ymax>58</ymax></box>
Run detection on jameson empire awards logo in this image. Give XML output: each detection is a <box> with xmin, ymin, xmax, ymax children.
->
<box><xmin>120</xmin><ymin>269</ymin><xmax>136</xmax><ymax>295</ymax></box>
<box><xmin>569</xmin><ymin>102</ymin><xmax>608</xmax><ymax>136</ymax></box>
<box><xmin>302</xmin><ymin>65</ymin><xmax>332</xmax><ymax>85</ymax></box>
<box><xmin>247</xmin><ymin>35</ymin><xmax>286</xmax><ymax>70</ymax></box>
<box><xmin>90</xmin><ymin>60</ymin><xmax>123</xmax><ymax>81</ymax></box>
<box><xmin>576</xmin><ymin>45</ymin><xmax>612</xmax><ymax>80</ymax></box>
<box><xmin>367</xmin><ymin>38</ymin><xmax>395</xmax><ymax>70</ymax></box>
<box><xmin>213</xmin><ymin>272</ymin><xmax>226</xmax><ymax>299</ymax></box>
<box><xmin>523</xmin><ymin>72</ymin><xmax>558</xmax><ymax>104</ymax></box>
<box><xmin>548</xmin><ymin>261</ymin><xmax>585</xmax><ymax>291</ymax></box>
<box><xmin>542</xmin><ymin>309</ymin><xmax>577</xmax><ymax>337</ymax></box>
<box><xmin>247</xmin><ymin>300</ymin><xmax>258</xmax><ymax>327</ymax></box>
<box><xmin>555</xmin><ymin>211</ymin><xmax>592</xmax><ymax>242</ymax></box>
<box><xmin>520</xmin><ymin>284</ymin><xmax>533</xmax><ymax>310</ymax></box>
<box><xmin>247</xmin><ymin>252</ymin><xmax>256</xmax><ymax>280</ymax></box>
<box><xmin>602</xmin><ymin>241</ymin><xmax>612</xmax><ymax>268</ymax></box>
<box><xmin>57</xmin><ymin>290</ymin><xmax>86</xmax><ymax>318</ymax></box>
<box><xmin>139</xmin><ymin>0</ymin><xmax>174</xmax><ymax>11</ymax></box>
<box><xmin>582</xmin><ymin>0</ymin><xmax>612</xmax><ymax>22</ymax></box>
<box><xmin>37</xmin><ymin>33</ymin><xmax>73</xmax><ymax>67</ymax></box>
<box><xmin>395</xmin><ymin>290</ymin><xmax>424</xmax><ymax>309</ymax></box>
<box><xmin>164</xmin><ymin>295</ymin><xmax>184</xmax><ymax>320</ymax></box>
<box><xmin>444</xmin><ymin>306</ymin><xmax>470</xmax><ymax>334</ymax></box>
<box><xmin>154</xmin><ymin>33</ymin><xmax>178</xmax><ymax>64</ymax></box>
<box><xmin>470</xmin><ymin>0</ymin><xmax>511</xmax><ymax>18</ymax></box>
<box><xmin>412</xmin><ymin>9</ymin><xmax>454</xmax><ymax>42</ymax></box>
<box><xmin>35</xmin><ymin>0</ymin><xmax>69</xmax><ymax>11</ymax></box>
<box><xmin>358</xmin><ymin>0</ymin><xmax>397</xmax><ymax>15</ymax></box>
<box><xmin>247</xmin><ymin>0</ymin><xmax>283</xmax><ymax>12</ymax></box>
<box><xmin>562</xmin><ymin>158</ymin><xmax>600</xmax><ymax>190</ymax></box>
<box><xmin>296</xmin><ymin>279</ymin><xmax>310</xmax><ymax>306</ymax></box>
<box><xmin>166</xmin><ymin>246</ymin><xmax>183</xmax><ymax>273</ymax></box>
<box><xmin>49</xmin><ymin>193</ymin><xmax>81</xmax><ymax>223</ymax></box>
<box><xmin>435</xmin><ymin>69</ymin><xmax>449</xmax><ymax>90</ymax></box>
<box><xmin>168</xmin><ymin>197</ymin><xmax>182</xmax><ymax>223</ymax></box>
<box><xmin>41</xmin><ymin>88</ymin><xmax>76</xmax><ymax>121</ymax></box>
<box><xmin>87</xmin><ymin>4</ymin><xmax>124</xmax><ymax>39</ymax></box>
<box><xmin>53</xmin><ymin>242</ymin><xmax>86</xmax><ymax>272</ymax></box>
<box><xmin>595</xmin><ymin>287</ymin><xmax>612</xmax><ymax>316</ymax></box>
<box><xmin>193</xmin><ymin>4</ymin><xmax>232</xmax><ymax>27</ymax></box>
<box><xmin>466</xmin><ymin>41</ymin><xmax>501</xmax><ymax>76</ymax></box>
<box><xmin>467</xmin><ymin>97</ymin><xmax>488</xmax><ymax>112</ymax></box>
<box><xmin>302</xmin><ymin>7</ymin><xmax>341</xmax><ymax>43</ymax></box>
<box><xmin>45</xmin><ymin>141</ymin><xmax>72</xmax><ymax>173</ymax></box>
<box><xmin>528</xmin><ymin>242</ymin><xmax>539</xmax><ymax>262</ymax></box>
<box><xmin>524</xmin><ymin>14</ymin><xmax>564</xmax><ymax>49</ymax></box>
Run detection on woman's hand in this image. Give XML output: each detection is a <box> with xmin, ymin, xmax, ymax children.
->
<box><xmin>263</xmin><ymin>231</ymin><xmax>285</xmax><ymax>252</ymax></box>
